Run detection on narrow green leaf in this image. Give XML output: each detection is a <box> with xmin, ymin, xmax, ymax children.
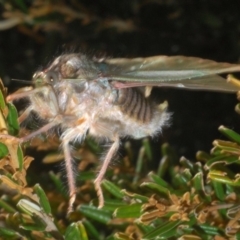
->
<box><xmin>0</xmin><ymin>90</ymin><xmax>5</xmax><ymax>109</ymax></box>
<box><xmin>6</xmin><ymin>103</ymin><xmax>19</xmax><ymax>135</ymax></box>
<box><xmin>199</xmin><ymin>224</ymin><xmax>222</xmax><ymax>235</ymax></box>
<box><xmin>121</xmin><ymin>190</ymin><xmax>149</xmax><ymax>203</ymax></box>
<box><xmin>78</xmin><ymin>205</ymin><xmax>112</xmax><ymax>224</ymax></box>
<box><xmin>213</xmin><ymin>140</ymin><xmax>240</xmax><ymax>153</ymax></box>
<box><xmin>196</xmin><ymin>151</ymin><xmax>211</xmax><ymax>162</ymax></box>
<box><xmin>136</xmin><ymin>222</ymin><xmax>155</xmax><ymax>235</ymax></box>
<box><xmin>192</xmin><ymin>173</ymin><xmax>211</xmax><ymax>202</ymax></box>
<box><xmin>226</xmin><ymin>184</ymin><xmax>234</xmax><ymax>195</ymax></box>
<box><xmin>219</xmin><ymin>125</ymin><xmax>240</xmax><ymax>145</ymax></box>
<box><xmin>212</xmin><ymin>181</ymin><xmax>225</xmax><ymax>201</ymax></box>
<box><xmin>0</xmin><ymin>198</ymin><xmax>16</xmax><ymax>213</ymax></box>
<box><xmin>178</xmin><ymin>169</ymin><xmax>195</xmax><ymax>186</ymax></box>
<box><xmin>20</xmin><ymin>223</ymin><xmax>45</xmax><ymax>231</ymax></box>
<box><xmin>210</xmin><ymin>146</ymin><xmax>223</xmax><ymax>156</ymax></box>
<box><xmin>182</xmin><ymin>169</ymin><xmax>192</xmax><ymax>182</ymax></box>
<box><xmin>161</xmin><ymin>143</ymin><xmax>172</xmax><ymax>156</ymax></box>
<box><xmin>133</xmin><ymin>146</ymin><xmax>145</xmax><ymax>184</ymax></box>
<box><xmin>18</xmin><ymin>199</ymin><xmax>59</xmax><ymax>235</ymax></box>
<box><xmin>141</xmin><ymin>182</ymin><xmax>169</xmax><ymax>197</ymax></box>
<box><xmin>65</xmin><ymin>222</ymin><xmax>88</xmax><ymax>240</ymax></box>
<box><xmin>179</xmin><ymin>157</ymin><xmax>195</xmax><ymax>172</ymax></box>
<box><xmin>205</xmin><ymin>155</ymin><xmax>239</xmax><ymax>169</ymax></box>
<box><xmin>17</xmin><ymin>199</ymin><xmax>41</xmax><ymax>216</ymax></box>
<box><xmin>142</xmin><ymin>138</ymin><xmax>152</xmax><ymax>161</ymax></box>
<box><xmin>17</xmin><ymin>146</ymin><xmax>23</xmax><ymax>171</ymax></box>
<box><xmin>49</xmin><ymin>171</ymin><xmax>68</xmax><ymax>198</ymax></box>
<box><xmin>77</xmin><ymin>171</ymin><xmax>95</xmax><ymax>181</ymax></box>
<box><xmin>113</xmin><ymin>203</ymin><xmax>142</xmax><ymax>218</ymax></box>
<box><xmin>0</xmin><ymin>142</ymin><xmax>8</xmax><ymax>158</ymax></box>
<box><xmin>157</xmin><ymin>156</ymin><xmax>169</xmax><ymax>177</ymax></box>
<box><xmin>102</xmin><ymin>179</ymin><xmax>125</xmax><ymax>199</ymax></box>
<box><xmin>148</xmin><ymin>172</ymin><xmax>170</xmax><ymax>188</ymax></box>
<box><xmin>143</xmin><ymin>220</ymin><xmax>182</xmax><ymax>239</ymax></box>
<box><xmin>173</xmin><ymin>173</ymin><xmax>190</xmax><ymax>188</ymax></box>
<box><xmin>0</xmin><ymin>227</ymin><xmax>21</xmax><ymax>238</ymax></box>
<box><xmin>34</xmin><ymin>184</ymin><xmax>52</xmax><ymax>214</ymax></box>
<box><xmin>82</xmin><ymin>219</ymin><xmax>101</xmax><ymax>240</ymax></box>
<box><xmin>102</xmin><ymin>199</ymin><xmax>127</xmax><ymax>212</ymax></box>
<box><xmin>209</xmin><ymin>172</ymin><xmax>240</xmax><ymax>186</ymax></box>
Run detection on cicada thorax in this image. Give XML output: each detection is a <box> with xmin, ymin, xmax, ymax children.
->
<box><xmin>115</xmin><ymin>87</ymin><xmax>153</xmax><ymax>123</ymax></box>
<box><xmin>44</xmin><ymin>53</ymin><xmax>100</xmax><ymax>80</ymax></box>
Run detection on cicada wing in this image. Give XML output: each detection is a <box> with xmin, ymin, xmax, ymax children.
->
<box><xmin>111</xmin><ymin>75</ymin><xmax>238</xmax><ymax>92</ymax></box>
<box><xmin>105</xmin><ymin>55</ymin><xmax>240</xmax><ymax>72</ymax></box>
<box><xmin>103</xmin><ymin>56</ymin><xmax>240</xmax><ymax>92</ymax></box>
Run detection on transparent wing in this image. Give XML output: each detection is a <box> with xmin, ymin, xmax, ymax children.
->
<box><xmin>102</xmin><ymin>56</ymin><xmax>240</xmax><ymax>92</ymax></box>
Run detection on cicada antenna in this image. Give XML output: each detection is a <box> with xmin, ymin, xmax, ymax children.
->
<box><xmin>11</xmin><ymin>79</ymin><xmax>33</xmax><ymax>84</ymax></box>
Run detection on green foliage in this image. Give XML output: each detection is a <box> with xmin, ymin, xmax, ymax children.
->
<box><xmin>1</xmin><ymin>78</ymin><xmax>240</xmax><ymax>240</ymax></box>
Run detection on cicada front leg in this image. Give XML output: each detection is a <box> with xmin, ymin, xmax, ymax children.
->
<box><xmin>5</xmin><ymin>85</ymin><xmax>61</xmax><ymax>142</ymax></box>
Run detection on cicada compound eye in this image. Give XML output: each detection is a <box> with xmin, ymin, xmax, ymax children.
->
<box><xmin>32</xmin><ymin>70</ymin><xmax>58</xmax><ymax>86</ymax></box>
<box><xmin>44</xmin><ymin>71</ymin><xmax>58</xmax><ymax>85</ymax></box>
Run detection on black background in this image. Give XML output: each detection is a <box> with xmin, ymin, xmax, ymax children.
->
<box><xmin>1</xmin><ymin>0</ymin><xmax>240</xmax><ymax>161</ymax></box>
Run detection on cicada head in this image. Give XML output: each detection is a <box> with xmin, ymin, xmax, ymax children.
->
<box><xmin>32</xmin><ymin>70</ymin><xmax>59</xmax><ymax>87</ymax></box>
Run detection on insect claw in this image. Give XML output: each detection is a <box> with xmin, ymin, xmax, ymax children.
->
<box><xmin>94</xmin><ymin>177</ymin><xmax>104</xmax><ymax>208</ymax></box>
<box><xmin>68</xmin><ymin>192</ymin><xmax>76</xmax><ymax>213</ymax></box>
<box><xmin>0</xmin><ymin>134</ymin><xmax>22</xmax><ymax>144</ymax></box>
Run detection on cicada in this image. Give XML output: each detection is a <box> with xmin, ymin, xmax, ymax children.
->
<box><xmin>5</xmin><ymin>53</ymin><xmax>240</xmax><ymax>211</ymax></box>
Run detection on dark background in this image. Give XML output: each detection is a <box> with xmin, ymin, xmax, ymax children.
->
<box><xmin>0</xmin><ymin>0</ymin><xmax>240</xmax><ymax>160</ymax></box>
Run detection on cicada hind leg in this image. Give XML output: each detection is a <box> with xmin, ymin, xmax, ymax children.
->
<box><xmin>94</xmin><ymin>137</ymin><xmax>120</xmax><ymax>208</ymax></box>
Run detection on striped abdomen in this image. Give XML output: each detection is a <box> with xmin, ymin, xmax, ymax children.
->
<box><xmin>116</xmin><ymin>88</ymin><xmax>152</xmax><ymax>123</ymax></box>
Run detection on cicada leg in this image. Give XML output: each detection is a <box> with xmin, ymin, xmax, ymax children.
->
<box><xmin>61</xmin><ymin>118</ymin><xmax>89</xmax><ymax>212</ymax></box>
<box><xmin>0</xmin><ymin>119</ymin><xmax>61</xmax><ymax>144</ymax></box>
<box><xmin>62</xmin><ymin>140</ymin><xmax>77</xmax><ymax>213</ymax></box>
<box><xmin>94</xmin><ymin>137</ymin><xmax>120</xmax><ymax>208</ymax></box>
<box><xmin>7</xmin><ymin>86</ymin><xmax>34</xmax><ymax>102</ymax></box>
<box><xmin>18</xmin><ymin>105</ymin><xmax>33</xmax><ymax>124</ymax></box>
<box><xmin>8</xmin><ymin>85</ymin><xmax>59</xmax><ymax>125</ymax></box>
